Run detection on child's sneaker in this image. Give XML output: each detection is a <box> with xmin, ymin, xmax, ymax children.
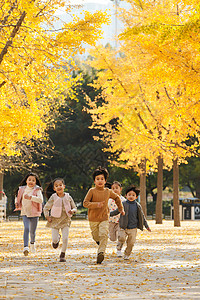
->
<box><xmin>97</xmin><ymin>252</ymin><xmax>104</xmax><ymax>264</ymax></box>
<box><xmin>124</xmin><ymin>254</ymin><xmax>130</xmax><ymax>260</ymax></box>
<box><xmin>116</xmin><ymin>250</ymin><xmax>123</xmax><ymax>257</ymax></box>
<box><xmin>23</xmin><ymin>246</ymin><xmax>29</xmax><ymax>256</ymax></box>
<box><xmin>59</xmin><ymin>252</ymin><xmax>66</xmax><ymax>262</ymax></box>
<box><xmin>52</xmin><ymin>234</ymin><xmax>61</xmax><ymax>249</ymax></box>
<box><xmin>30</xmin><ymin>243</ymin><xmax>36</xmax><ymax>253</ymax></box>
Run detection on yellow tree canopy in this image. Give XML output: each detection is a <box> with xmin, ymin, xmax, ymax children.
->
<box><xmin>0</xmin><ymin>0</ymin><xmax>109</xmax><ymax>156</ymax></box>
<box><xmin>87</xmin><ymin>0</ymin><xmax>200</xmax><ymax>171</ymax></box>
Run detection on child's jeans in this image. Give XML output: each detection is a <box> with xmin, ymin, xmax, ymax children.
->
<box><xmin>51</xmin><ymin>226</ymin><xmax>69</xmax><ymax>252</ymax></box>
<box><xmin>89</xmin><ymin>220</ymin><xmax>109</xmax><ymax>254</ymax></box>
<box><xmin>117</xmin><ymin>228</ymin><xmax>137</xmax><ymax>256</ymax></box>
<box><xmin>22</xmin><ymin>216</ymin><xmax>39</xmax><ymax>247</ymax></box>
<box><xmin>109</xmin><ymin>222</ymin><xmax>119</xmax><ymax>241</ymax></box>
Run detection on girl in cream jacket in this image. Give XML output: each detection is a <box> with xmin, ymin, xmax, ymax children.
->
<box><xmin>43</xmin><ymin>178</ymin><xmax>77</xmax><ymax>262</ymax></box>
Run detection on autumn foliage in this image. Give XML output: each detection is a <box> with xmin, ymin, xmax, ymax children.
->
<box><xmin>88</xmin><ymin>0</ymin><xmax>200</xmax><ymax>172</ymax></box>
<box><xmin>0</xmin><ymin>0</ymin><xmax>109</xmax><ymax>157</ymax></box>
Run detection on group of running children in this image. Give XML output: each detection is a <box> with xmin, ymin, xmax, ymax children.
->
<box><xmin>14</xmin><ymin>166</ymin><xmax>151</xmax><ymax>264</ymax></box>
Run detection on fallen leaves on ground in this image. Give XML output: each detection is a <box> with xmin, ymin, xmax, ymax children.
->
<box><xmin>0</xmin><ymin>220</ymin><xmax>200</xmax><ymax>299</ymax></box>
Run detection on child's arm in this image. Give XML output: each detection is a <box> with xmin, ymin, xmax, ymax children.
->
<box><xmin>24</xmin><ymin>189</ymin><xmax>43</xmax><ymax>204</ymax></box>
<box><xmin>144</xmin><ymin>218</ymin><xmax>151</xmax><ymax>232</ymax></box>
<box><xmin>110</xmin><ymin>208</ymin><xmax>120</xmax><ymax>216</ymax></box>
<box><xmin>83</xmin><ymin>189</ymin><xmax>104</xmax><ymax>209</ymax></box>
<box><xmin>14</xmin><ymin>193</ymin><xmax>20</xmax><ymax>211</ymax></box>
<box><xmin>43</xmin><ymin>196</ymin><xmax>54</xmax><ymax>222</ymax></box>
<box><xmin>14</xmin><ymin>188</ymin><xmax>22</xmax><ymax>211</ymax></box>
<box><xmin>68</xmin><ymin>196</ymin><xmax>77</xmax><ymax>215</ymax></box>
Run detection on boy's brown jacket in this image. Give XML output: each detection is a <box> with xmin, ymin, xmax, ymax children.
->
<box><xmin>83</xmin><ymin>186</ymin><xmax>123</xmax><ymax>222</ymax></box>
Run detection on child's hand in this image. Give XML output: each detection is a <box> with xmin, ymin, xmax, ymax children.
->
<box><xmin>147</xmin><ymin>227</ymin><xmax>151</xmax><ymax>232</ymax></box>
<box><xmin>97</xmin><ymin>201</ymin><xmax>105</xmax><ymax>208</ymax></box>
<box><xmin>24</xmin><ymin>194</ymin><xmax>32</xmax><ymax>200</ymax></box>
<box><xmin>46</xmin><ymin>216</ymin><xmax>52</xmax><ymax>223</ymax></box>
<box><xmin>14</xmin><ymin>203</ymin><xmax>20</xmax><ymax>211</ymax></box>
<box><xmin>68</xmin><ymin>210</ymin><xmax>74</xmax><ymax>215</ymax></box>
<box><xmin>121</xmin><ymin>210</ymin><xmax>125</xmax><ymax>216</ymax></box>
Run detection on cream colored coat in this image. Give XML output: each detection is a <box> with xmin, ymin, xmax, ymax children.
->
<box><xmin>43</xmin><ymin>193</ymin><xmax>77</xmax><ymax>229</ymax></box>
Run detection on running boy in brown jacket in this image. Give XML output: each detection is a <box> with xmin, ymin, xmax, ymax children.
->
<box><xmin>83</xmin><ymin>166</ymin><xmax>125</xmax><ymax>264</ymax></box>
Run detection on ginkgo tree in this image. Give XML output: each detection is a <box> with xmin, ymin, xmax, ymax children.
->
<box><xmin>0</xmin><ymin>0</ymin><xmax>109</xmax><ymax>156</ymax></box>
<box><xmin>0</xmin><ymin>0</ymin><xmax>109</xmax><ymax>200</ymax></box>
<box><xmin>87</xmin><ymin>0</ymin><xmax>200</xmax><ymax>226</ymax></box>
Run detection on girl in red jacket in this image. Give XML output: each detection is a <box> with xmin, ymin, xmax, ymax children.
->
<box><xmin>14</xmin><ymin>172</ymin><xmax>43</xmax><ymax>256</ymax></box>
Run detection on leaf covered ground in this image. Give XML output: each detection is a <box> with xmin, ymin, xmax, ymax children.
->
<box><xmin>0</xmin><ymin>220</ymin><xmax>199</xmax><ymax>299</ymax></box>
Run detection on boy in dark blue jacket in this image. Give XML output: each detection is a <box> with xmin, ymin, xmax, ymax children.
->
<box><xmin>110</xmin><ymin>185</ymin><xmax>151</xmax><ymax>260</ymax></box>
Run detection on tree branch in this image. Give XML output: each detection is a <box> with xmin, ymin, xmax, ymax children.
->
<box><xmin>0</xmin><ymin>11</ymin><xmax>26</xmax><ymax>66</ymax></box>
<box><xmin>0</xmin><ymin>0</ymin><xmax>18</xmax><ymax>33</ymax></box>
<box><xmin>0</xmin><ymin>81</ymin><xmax>6</xmax><ymax>89</ymax></box>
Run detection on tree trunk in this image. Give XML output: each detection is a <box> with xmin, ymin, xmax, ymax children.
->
<box><xmin>140</xmin><ymin>159</ymin><xmax>147</xmax><ymax>216</ymax></box>
<box><xmin>156</xmin><ymin>156</ymin><xmax>163</xmax><ymax>224</ymax></box>
<box><xmin>173</xmin><ymin>158</ymin><xmax>180</xmax><ymax>227</ymax></box>
<box><xmin>0</xmin><ymin>172</ymin><xmax>3</xmax><ymax>201</ymax></box>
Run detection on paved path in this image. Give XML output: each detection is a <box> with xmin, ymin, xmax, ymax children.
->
<box><xmin>0</xmin><ymin>220</ymin><xmax>200</xmax><ymax>300</ymax></box>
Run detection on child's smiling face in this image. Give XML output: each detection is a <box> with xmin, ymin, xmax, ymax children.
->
<box><xmin>126</xmin><ymin>190</ymin><xmax>138</xmax><ymax>202</ymax></box>
<box><xmin>111</xmin><ymin>183</ymin><xmax>122</xmax><ymax>196</ymax></box>
<box><xmin>53</xmin><ymin>180</ymin><xmax>65</xmax><ymax>195</ymax></box>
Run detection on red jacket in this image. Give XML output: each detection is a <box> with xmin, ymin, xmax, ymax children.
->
<box><xmin>14</xmin><ymin>185</ymin><xmax>42</xmax><ymax>217</ymax></box>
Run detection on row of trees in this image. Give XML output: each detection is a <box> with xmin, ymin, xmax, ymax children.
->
<box><xmin>4</xmin><ymin>65</ymin><xmax>198</xmax><ymax>216</ymax></box>
<box><xmin>86</xmin><ymin>0</ymin><xmax>200</xmax><ymax>226</ymax></box>
<box><xmin>1</xmin><ymin>1</ymin><xmax>199</xmax><ymax>226</ymax></box>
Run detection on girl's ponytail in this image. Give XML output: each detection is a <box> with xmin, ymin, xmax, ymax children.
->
<box><xmin>44</xmin><ymin>181</ymin><xmax>54</xmax><ymax>200</ymax></box>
